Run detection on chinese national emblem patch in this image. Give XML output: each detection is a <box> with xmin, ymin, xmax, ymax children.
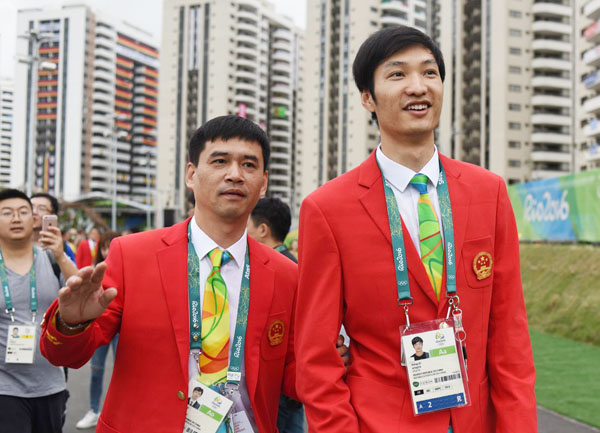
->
<box><xmin>473</xmin><ymin>252</ymin><xmax>493</xmax><ymax>280</ymax></box>
<box><xmin>268</xmin><ymin>320</ymin><xmax>285</xmax><ymax>346</ymax></box>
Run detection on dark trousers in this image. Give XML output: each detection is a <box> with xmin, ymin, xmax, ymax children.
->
<box><xmin>0</xmin><ymin>390</ymin><xmax>68</xmax><ymax>433</ymax></box>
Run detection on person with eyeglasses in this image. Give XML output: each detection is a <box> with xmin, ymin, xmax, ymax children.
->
<box><xmin>0</xmin><ymin>189</ymin><xmax>78</xmax><ymax>433</ymax></box>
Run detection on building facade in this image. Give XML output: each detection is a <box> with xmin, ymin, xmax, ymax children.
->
<box><xmin>158</xmin><ymin>0</ymin><xmax>302</xmax><ymax>224</ymax></box>
<box><xmin>579</xmin><ymin>0</ymin><xmax>600</xmax><ymax>171</ymax></box>
<box><xmin>0</xmin><ymin>79</ymin><xmax>12</xmax><ymax>187</ymax></box>
<box><xmin>437</xmin><ymin>0</ymin><xmax>577</xmax><ymax>183</ymax></box>
<box><xmin>12</xmin><ymin>5</ymin><xmax>158</xmax><ymax>206</ymax></box>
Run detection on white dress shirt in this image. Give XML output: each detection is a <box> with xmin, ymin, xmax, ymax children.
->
<box><xmin>376</xmin><ymin>145</ymin><xmax>443</xmax><ymax>256</ymax></box>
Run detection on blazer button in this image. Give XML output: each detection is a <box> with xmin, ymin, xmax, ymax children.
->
<box><xmin>177</xmin><ymin>391</ymin><xmax>185</xmax><ymax>400</ymax></box>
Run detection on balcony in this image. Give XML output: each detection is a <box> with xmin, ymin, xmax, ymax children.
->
<box><xmin>236</xmin><ymin>46</ymin><xmax>258</xmax><ymax>58</ymax></box>
<box><xmin>584</xmin><ymin>118</ymin><xmax>600</xmax><ymax>137</ymax></box>
<box><xmin>584</xmin><ymin>71</ymin><xmax>600</xmax><ymax>90</ymax></box>
<box><xmin>271</xmin><ymin>96</ymin><xmax>290</xmax><ymax>105</ymax></box>
<box><xmin>532</xmin><ymin>39</ymin><xmax>571</xmax><ymax>53</ymax></box>
<box><xmin>531</xmin><ymin>3</ymin><xmax>572</xmax><ymax>17</ymax></box>
<box><xmin>530</xmin><ymin>114</ymin><xmax>571</xmax><ymax>126</ymax></box>
<box><xmin>531</xmin><ymin>20</ymin><xmax>571</xmax><ymax>35</ymax></box>
<box><xmin>584</xmin><ymin>94</ymin><xmax>600</xmax><ymax>114</ymax></box>
<box><xmin>380</xmin><ymin>15</ymin><xmax>410</xmax><ymax>27</ymax></box>
<box><xmin>531</xmin><ymin>169</ymin><xmax>569</xmax><ymax>179</ymax></box>
<box><xmin>234</xmin><ymin>81</ymin><xmax>257</xmax><ymax>93</ymax></box>
<box><xmin>238</xmin><ymin>10</ymin><xmax>258</xmax><ymax>23</ymax></box>
<box><xmin>531</xmin><ymin>58</ymin><xmax>571</xmax><ymax>71</ymax></box>
<box><xmin>530</xmin><ymin>132</ymin><xmax>572</xmax><ymax>145</ymax></box>
<box><xmin>234</xmin><ymin>93</ymin><xmax>257</xmax><ymax>106</ymax></box>
<box><xmin>584</xmin><ymin>21</ymin><xmax>600</xmax><ymax>44</ymax></box>
<box><xmin>381</xmin><ymin>0</ymin><xmax>411</xmax><ymax>14</ymax></box>
<box><xmin>584</xmin><ymin>146</ymin><xmax>600</xmax><ymax>162</ymax></box>
<box><xmin>584</xmin><ymin>45</ymin><xmax>600</xmax><ymax>66</ymax></box>
<box><xmin>273</xmin><ymin>28</ymin><xmax>293</xmax><ymax>43</ymax></box>
<box><xmin>235</xmin><ymin>57</ymin><xmax>257</xmax><ymax>70</ymax></box>
<box><xmin>531</xmin><ymin>76</ymin><xmax>571</xmax><ymax>90</ymax></box>
<box><xmin>584</xmin><ymin>0</ymin><xmax>600</xmax><ymax>21</ymax></box>
<box><xmin>531</xmin><ymin>95</ymin><xmax>571</xmax><ymax>107</ymax></box>
<box><xmin>530</xmin><ymin>150</ymin><xmax>572</xmax><ymax>163</ymax></box>
<box><xmin>236</xmin><ymin>34</ymin><xmax>258</xmax><ymax>47</ymax></box>
<box><xmin>272</xmin><ymin>50</ymin><xmax>292</xmax><ymax>63</ymax></box>
<box><xmin>272</xmin><ymin>62</ymin><xmax>290</xmax><ymax>73</ymax></box>
<box><xmin>238</xmin><ymin>22</ymin><xmax>258</xmax><ymax>36</ymax></box>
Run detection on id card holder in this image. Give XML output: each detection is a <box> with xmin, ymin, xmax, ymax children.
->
<box><xmin>183</xmin><ymin>380</ymin><xmax>234</xmax><ymax>433</ymax></box>
<box><xmin>5</xmin><ymin>325</ymin><xmax>36</xmax><ymax>364</ymax></box>
<box><xmin>400</xmin><ymin>318</ymin><xmax>470</xmax><ymax>415</ymax></box>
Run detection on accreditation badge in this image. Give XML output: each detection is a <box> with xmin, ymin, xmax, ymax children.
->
<box><xmin>5</xmin><ymin>325</ymin><xmax>36</xmax><ymax>364</ymax></box>
<box><xmin>183</xmin><ymin>380</ymin><xmax>234</xmax><ymax>433</ymax></box>
<box><xmin>400</xmin><ymin>318</ymin><xmax>471</xmax><ymax>415</ymax></box>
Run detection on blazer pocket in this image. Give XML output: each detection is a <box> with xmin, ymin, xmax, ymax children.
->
<box><xmin>260</xmin><ymin>311</ymin><xmax>289</xmax><ymax>361</ymax></box>
<box><xmin>462</xmin><ymin>236</ymin><xmax>494</xmax><ymax>289</ymax></box>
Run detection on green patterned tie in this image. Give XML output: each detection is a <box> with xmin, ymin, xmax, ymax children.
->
<box><xmin>410</xmin><ymin>174</ymin><xmax>443</xmax><ymax>300</ymax></box>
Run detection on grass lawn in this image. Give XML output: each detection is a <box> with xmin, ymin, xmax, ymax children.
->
<box><xmin>532</xmin><ymin>329</ymin><xmax>600</xmax><ymax>428</ymax></box>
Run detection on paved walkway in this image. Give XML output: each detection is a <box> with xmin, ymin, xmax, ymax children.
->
<box><xmin>538</xmin><ymin>406</ymin><xmax>600</xmax><ymax>433</ymax></box>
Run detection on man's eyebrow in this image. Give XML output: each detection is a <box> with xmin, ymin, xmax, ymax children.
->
<box><xmin>208</xmin><ymin>151</ymin><xmax>230</xmax><ymax>158</ymax></box>
<box><xmin>244</xmin><ymin>154</ymin><xmax>259</xmax><ymax>162</ymax></box>
<box><xmin>382</xmin><ymin>58</ymin><xmax>437</xmax><ymax>68</ymax></box>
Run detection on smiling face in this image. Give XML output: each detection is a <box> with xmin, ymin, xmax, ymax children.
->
<box><xmin>185</xmin><ymin>138</ymin><xmax>268</xmax><ymax>230</ymax></box>
<box><xmin>361</xmin><ymin>44</ymin><xmax>443</xmax><ymax>145</ymax></box>
<box><xmin>0</xmin><ymin>198</ymin><xmax>34</xmax><ymax>243</ymax></box>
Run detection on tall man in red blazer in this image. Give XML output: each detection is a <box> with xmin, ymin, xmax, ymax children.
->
<box><xmin>40</xmin><ymin>116</ymin><xmax>298</xmax><ymax>433</ymax></box>
<box><xmin>295</xmin><ymin>26</ymin><xmax>537</xmax><ymax>433</ymax></box>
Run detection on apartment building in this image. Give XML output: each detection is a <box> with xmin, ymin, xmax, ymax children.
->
<box><xmin>158</xmin><ymin>0</ymin><xmax>302</xmax><ymax>224</ymax></box>
<box><xmin>12</xmin><ymin>5</ymin><xmax>158</xmax><ymax>205</ymax></box>
<box><xmin>579</xmin><ymin>0</ymin><xmax>600</xmax><ymax>171</ymax></box>
<box><xmin>0</xmin><ymin>79</ymin><xmax>12</xmax><ymax>187</ymax></box>
<box><xmin>437</xmin><ymin>0</ymin><xmax>577</xmax><ymax>183</ymax></box>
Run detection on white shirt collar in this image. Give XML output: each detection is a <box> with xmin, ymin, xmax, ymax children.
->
<box><xmin>189</xmin><ymin>218</ymin><xmax>247</xmax><ymax>267</ymax></box>
<box><xmin>376</xmin><ymin>145</ymin><xmax>440</xmax><ymax>192</ymax></box>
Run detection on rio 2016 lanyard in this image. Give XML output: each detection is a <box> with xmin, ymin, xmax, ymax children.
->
<box><xmin>378</xmin><ymin>159</ymin><xmax>461</xmax><ymax>327</ymax></box>
<box><xmin>0</xmin><ymin>248</ymin><xmax>38</xmax><ymax>323</ymax></box>
<box><xmin>187</xmin><ymin>223</ymin><xmax>250</xmax><ymax>393</ymax></box>
<box><xmin>274</xmin><ymin>244</ymin><xmax>287</xmax><ymax>253</ymax></box>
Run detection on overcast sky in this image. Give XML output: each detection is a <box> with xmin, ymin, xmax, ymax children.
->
<box><xmin>0</xmin><ymin>0</ymin><xmax>307</xmax><ymax>77</ymax></box>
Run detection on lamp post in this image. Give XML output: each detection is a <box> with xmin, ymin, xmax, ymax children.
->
<box><xmin>18</xmin><ymin>28</ymin><xmax>57</xmax><ymax>196</ymax></box>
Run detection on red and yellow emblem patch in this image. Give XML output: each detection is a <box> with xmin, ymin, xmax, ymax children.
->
<box><xmin>268</xmin><ymin>320</ymin><xmax>285</xmax><ymax>346</ymax></box>
<box><xmin>473</xmin><ymin>251</ymin><xmax>493</xmax><ymax>280</ymax></box>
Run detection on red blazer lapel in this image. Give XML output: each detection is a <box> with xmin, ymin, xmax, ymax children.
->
<box><xmin>358</xmin><ymin>152</ymin><xmax>438</xmax><ymax>306</ymax></box>
<box><xmin>437</xmin><ymin>155</ymin><xmax>471</xmax><ymax>316</ymax></box>
<box><xmin>156</xmin><ymin>219</ymin><xmax>190</xmax><ymax>382</ymax></box>
<box><xmin>244</xmin><ymin>238</ymin><xmax>275</xmax><ymax>404</ymax></box>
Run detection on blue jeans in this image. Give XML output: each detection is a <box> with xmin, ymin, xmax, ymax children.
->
<box><xmin>276</xmin><ymin>395</ymin><xmax>304</xmax><ymax>433</ymax></box>
<box><xmin>90</xmin><ymin>335</ymin><xmax>118</xmax><ymax>413</ymax></box>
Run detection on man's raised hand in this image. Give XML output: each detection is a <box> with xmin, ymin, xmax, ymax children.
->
<box><xmin>57</xmin><ymin>262</ymin><xmax>117</xmax><ymax>331</ymax></box>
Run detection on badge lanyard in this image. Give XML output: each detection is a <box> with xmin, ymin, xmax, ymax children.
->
<box><xmin>187</xmin><ymin>224</ymin><xmax>250</xmax><ymax>393</ymax></box>
<box><xmin>274</xmin><ymin>244</ymin><xmax>287</xmax><ymax>253</ymax></box>
<box><xmin>378</xmin><ymin>160</ymin><xmax>462</xmax><ymax>327</ymax></box>
<box><xmin>0</xmin><ymin>248</ymin><xmax>38</xmax><ymax>323</ymax></box>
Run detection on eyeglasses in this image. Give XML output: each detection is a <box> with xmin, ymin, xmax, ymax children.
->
<box><xmin>33</xmin><ymin>205</ymin><xmax>50</xmax><ymax>214</ymax></box>
<box><xmin>0</xmin><ymin>208</ymin><xmax>33</xmax><ymax>220</ymax></box>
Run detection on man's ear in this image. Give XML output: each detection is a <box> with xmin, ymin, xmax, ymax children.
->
<box><xmin>258</xmin><ymin>222</ymin><xmax>270</xmax><ymax>238</ymax></box>
<box><xmin>361</xmin><ymin>90</ymin><xmax>376</xmax><ymax>114</ymax></box>
<box><xmin>185</xmin><ymin>162</ymin><xmax>196</xmax><ymax>189</ymax></box>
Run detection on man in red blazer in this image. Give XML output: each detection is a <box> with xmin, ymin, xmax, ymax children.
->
<box><xmin>75</xmin><ymin>227</ymin><xmax>99</xmax><ymax>268</ymax></box>
<box><xmin>40</xmin><ymin>115</ymin><xmax>298</xmax><ymax>433</ymax></box>
<box><xmin>295</xmin><ymin>26</ymin><xmax>537</xmax><ymax>433</ymax></box>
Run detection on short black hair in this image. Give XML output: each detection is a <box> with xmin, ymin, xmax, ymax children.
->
<box><xmin>193</xmin><ymin>387</ymin><xmax>203</xmax><ymax>393</ymax></box>
<box><xmin>188</xmin><ymin>115</ymin><xmax>270</xmax><ymax>170</ymax></box>
<box><xmin>353</xmin><ymin>25</ymin><xmax>445</xmax><ymax>121</ymax></box>
<box><xmin>250</xmin><ymin>197</ymin><xmax>291</xmax><ymax>243</ymax></box>
<box><xmin>411</xmin><ymin>336</ymin><xmax>424</xmax><ymax>346</ymax></box>
<box><xmin>0</xmin><ymin>189</ymin><xmax>32</xmax><ymax>209</ymax></box>
<box><xmin>31</xmin><ymin>192</ymin><xmax>59</xmax><ymax>214</ymax></box>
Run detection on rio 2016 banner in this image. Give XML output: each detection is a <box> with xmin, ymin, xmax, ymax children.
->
<box><xmin>507</xmin><ymin>169</ymin><xmax>600</xmax><ymax>242</ymax></box>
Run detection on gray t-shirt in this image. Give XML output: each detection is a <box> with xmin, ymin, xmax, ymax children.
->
<box><xmin>0</xmin><ymin>247</ymin><xmax>66</xmax><ymax>398</ymax></box>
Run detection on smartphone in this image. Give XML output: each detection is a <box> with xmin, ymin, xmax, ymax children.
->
<box><xmin>42</xmin><ymin>214</ymin><xmax>58</xmax><ymax>231</ymax></box>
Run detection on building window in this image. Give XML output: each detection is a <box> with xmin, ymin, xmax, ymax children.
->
<box><xmin>509</xmin><ymin>47</ymin><xmax>521</xmax><ymax>55</ymax></box>
<box><xmin>509</xmin><ymin>122</ymin><xmax>521</xmax><ymax>130</ymax></box>
<box><xmin>509</xmin><ymin>141</ymin><xmax>521</xmax><ymax>148</ymax></box>
<box><xmin>509</xmin><ymin>10</ymin><xmax>522</xmax><ymax>18</ymax></box>
<box><xmin>508</xmin><ymin>160</ymin><xmax>521</xmax><ymax>167</ymax></box>
<box><xmin>509</xmin><ymin>103</ymin><xmax>521</xmax><ymax>111</ymax></box>
<box><xmin>509</xmin><ymin>84</ymin><xmax>522</xmax><ymax>92</ymax></box>
<box><xmin>509</xmin><ymin>65</ymin><xmax>521</xmax><ymax>74</ymax></box>
<box><xmin>509</xmin><ymin>28</ymin><xmax>522</xmax><ymax>37</ymax></box>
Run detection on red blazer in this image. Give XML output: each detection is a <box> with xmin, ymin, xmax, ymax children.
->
<box><xmin>41</xmin><ymin>219</ymin><xmax>298</xmax><ymax>433</ymax></box>
<box><xmin>295</xmin><ymin>152</ymin><xmax>537</xmax><ymax>433</ymax></box>
<box><xmin>75</xmin><ymin>239</ymin><xmax>96</xmax><ymax>269</ymax></box>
